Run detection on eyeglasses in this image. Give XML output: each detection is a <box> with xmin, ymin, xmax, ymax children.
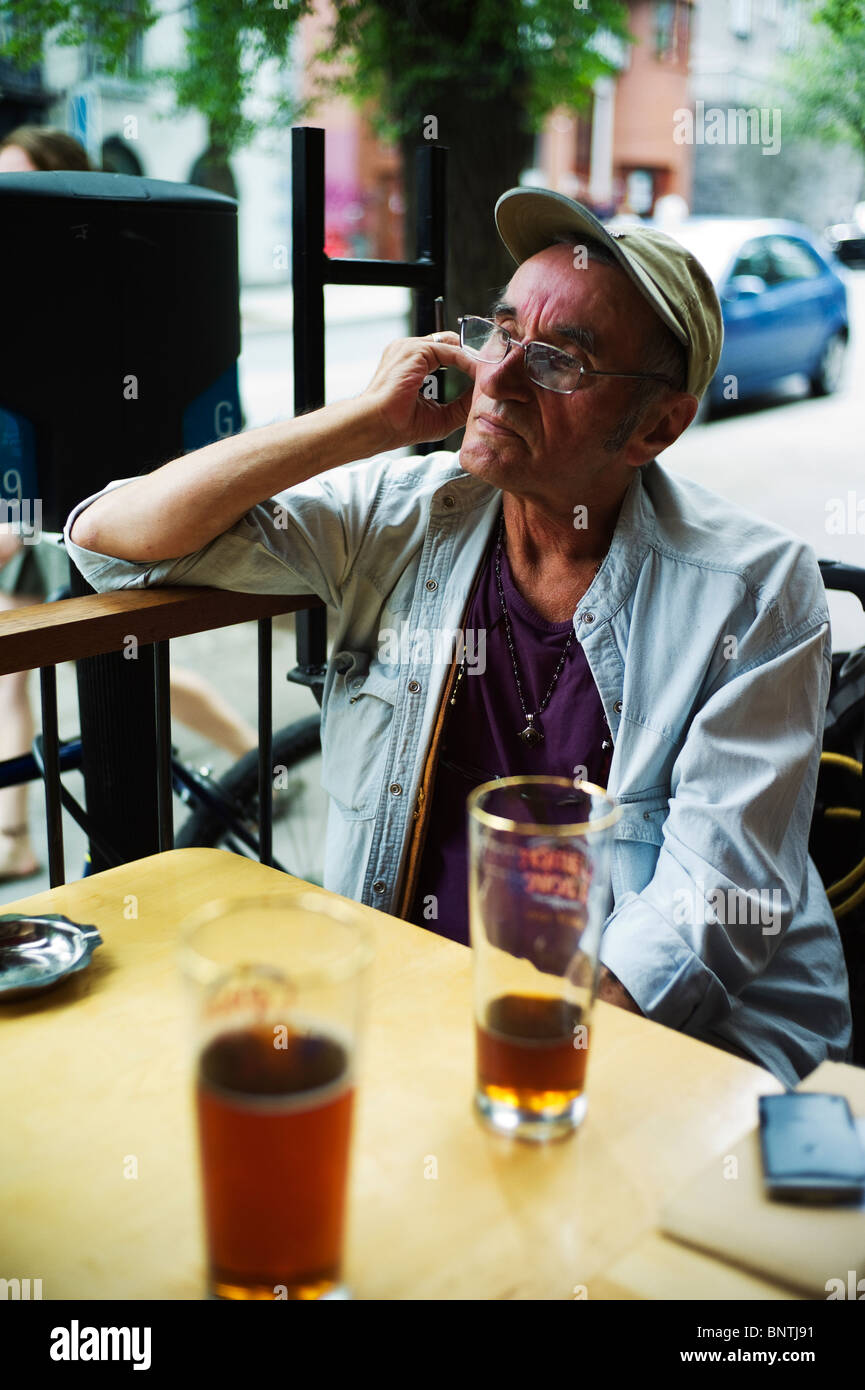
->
<box><xmin>458</xmin><ymin>315</ymin><xmax>676</xmax><ymax>395</ymax></box>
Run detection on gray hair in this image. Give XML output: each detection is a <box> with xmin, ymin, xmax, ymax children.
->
<box><xmin>551</xmin><ymin>231</ymin><xmax>688</xmax><ymax>450</ymax></box>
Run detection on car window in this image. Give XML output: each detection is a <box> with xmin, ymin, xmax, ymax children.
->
<box><xmin>766</xmin><ymin>236</ymin><xmax>824</xmax><ymax>282</ymax></box>
<box><xmin>730</xmin><ymin>237</ymin><xmax>774</xmax><ymax>283</ymax></box>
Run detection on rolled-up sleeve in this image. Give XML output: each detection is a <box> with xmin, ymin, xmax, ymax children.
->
<box><xmin>600</xmin><ymin>614</ymin><xmax>831</xmax><ymax>1035</ymax></box>
<box><xmin>62</xmin><ymin>456</ymin><xmax>395</xmax><ymax>606</ymax></box>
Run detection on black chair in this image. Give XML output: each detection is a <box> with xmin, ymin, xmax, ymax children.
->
<box><xmin>813</xmin><ymin>560</ymin><xmax>865</xmax><ymax>1066</ymax></box>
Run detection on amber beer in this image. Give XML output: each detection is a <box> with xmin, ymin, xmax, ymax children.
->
<box><xmin>196</xmin><ymin>1022</ymin><xmax>354</xmax><ymax>1301</ymax></box>
<box><xmin>468</xmin><ymin>778</ymin><xmax>619</xmax><ymax>1138</ymax></box>
<box><xmin>475</xmin><ymin>993</ymin><xmax>589</xmax><ymax>1114</ymax></box>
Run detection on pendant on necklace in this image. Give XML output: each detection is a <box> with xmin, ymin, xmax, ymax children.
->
<box><xmin>519</xmin><ymin>714</ymin><xmax>544</xmax><ymax>747</ymax></box>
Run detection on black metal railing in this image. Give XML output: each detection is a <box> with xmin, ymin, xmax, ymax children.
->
<box><xmin>0</xmin><ymin>587</ymin><xmax>319</xmax><ymax>888</ymax></box>
<box><xmin>290</xmin><ymin>126</ymin><xmax>448</xmax><ymax>694</ymax></box>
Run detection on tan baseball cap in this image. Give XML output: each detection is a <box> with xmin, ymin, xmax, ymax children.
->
<box><xmin>494</xmin><ymin>188</ymin><xmax>724</xmax><ymax>400</ymax></box>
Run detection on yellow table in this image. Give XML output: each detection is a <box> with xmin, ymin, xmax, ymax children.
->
<box><xmin>0</xmin><ymin>847</ymin><xmax>837</xmax><ymax>1300</ymax></box>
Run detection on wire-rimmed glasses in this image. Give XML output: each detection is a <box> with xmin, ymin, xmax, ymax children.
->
<box><xmin>458</xmin><ymin>315</ymin><xmax>676</xmax><ymax>395</ymax></box>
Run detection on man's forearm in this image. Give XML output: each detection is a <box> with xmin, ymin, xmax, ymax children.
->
<box><xmin>68</xmin><ymin>396</ymin><xmax>388</xmax><ymax>564</ymax></box>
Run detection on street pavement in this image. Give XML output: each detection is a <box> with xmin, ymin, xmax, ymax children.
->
<box><xmin>664</xmin><ymin>270</ymin><xmax>865</xmax><ymax>653</ymax></box>
<box><xmin>3</xmin><ymin>275</ymin><xmax>863</xmax><ymax>902</ymax></box>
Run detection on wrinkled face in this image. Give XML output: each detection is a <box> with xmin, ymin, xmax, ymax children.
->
<box><xmin>0</xmin><ymin>145</ymin><xmax>37</xmax><ymax>172</ymax></box>
<box><xmin>459</xmin><ymin>242</ymin><xmax>671</xmax><ymax>502</ymax></box>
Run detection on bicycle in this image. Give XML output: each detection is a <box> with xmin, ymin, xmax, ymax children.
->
<box><xmin>0</xmin><ymin>581</ymin><xmax>328</xmax><ymax>886</ymax></box>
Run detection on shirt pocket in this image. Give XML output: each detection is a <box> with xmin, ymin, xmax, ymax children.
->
<box><xmin>611</xmin><ymin>789</ymin><xmax>669</xmax><ymax>898</ymax></box>
<box><xmin>320</xmin><ymin>649</ymin><xmax>398</xmax><ymax>819</ymax></box>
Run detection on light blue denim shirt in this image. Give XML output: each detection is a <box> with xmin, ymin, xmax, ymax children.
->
<box><xmin>63</xmin><ymin>451</ymin><xmax>853</xmax><ymax>1087</ymax></box>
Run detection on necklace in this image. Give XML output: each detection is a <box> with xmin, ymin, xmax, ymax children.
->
<box><xmin>449</xmin><ymin>511</ymin><xmax>602</xmax><ymax>745</ymax></box>
<box><xmin>496</xmin><ymin>512</ymin><xmax>585</xmax><ymax>746</ymax></box>
<box><xmin>447</xmin><ymin>513</ymin><xmax>612</xmax><ymax>775</ymax></box>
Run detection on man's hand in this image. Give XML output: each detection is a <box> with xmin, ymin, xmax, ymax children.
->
<box><xmin>360</xmin><ymin>331</ymin><xmax>477</xmax><ymax>450</ymax></box>
<box><xmin>597</xmin><ymin>965</ymin><xmax>643</xmax><ymax>1015</ymax></box>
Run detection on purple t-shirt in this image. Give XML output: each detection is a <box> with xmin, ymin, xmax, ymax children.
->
<box><xmin>408</xmin><ymin>532</ymin><xmax>613</xmax><ymax>945</ymax></box>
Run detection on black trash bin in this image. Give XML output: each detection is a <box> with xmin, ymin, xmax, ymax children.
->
<box><xmin>0</xmin><ymin>170</ymin><xmax>242</xmax><ymax>874</ymax></box>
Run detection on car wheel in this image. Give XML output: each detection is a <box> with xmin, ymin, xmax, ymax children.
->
<box><xmin>810</xmin><ymin>331</ymin><xmax>847</xmax><ymax>397</ymax></box>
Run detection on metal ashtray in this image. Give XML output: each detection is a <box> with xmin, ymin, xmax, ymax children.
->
<box><xmin>0</xmin><ymin>913</ymin><xmax>103</xmax><ymax>1001</ymax></box>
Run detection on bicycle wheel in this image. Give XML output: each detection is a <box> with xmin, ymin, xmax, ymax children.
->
<box><xmin>174</xmin><ymin>715</ymin><xmax>327</xmax><ymax>886</ymax></box>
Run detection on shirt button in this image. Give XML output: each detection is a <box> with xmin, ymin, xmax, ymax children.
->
<box><xmin>372</xmin><ymin>879</ymin><xmax>386</xmax><ymax>894</ymax></box>
<box><xmin>441</xmin><ymin>495</ymin><xmax>455</xmax><ymax>508</ymax></box>
<box><xmin>581</xmin><ymin>611</ymin><xmax>595</xmax><ymax>624</ymax></box>
<box><xmin>614</xmin><ymin>699</ymin><xmax>623</xmax><ymax>713</ymax></box>
<box><xmin>390</xmin><ymin>782</ymin><xmax>403</xmax><ymax>796</ymax></box>
<box><xmin>425</xmin><ymin>579</ymin><xmax>438</xmax><ymax>592</ymax></box>
<box><xmin>408</xmin><ymin>679</ymin><xmax>421</xmax><ymax>693</ymax></box>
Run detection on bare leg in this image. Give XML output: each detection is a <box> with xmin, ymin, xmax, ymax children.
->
<box><xmin>169</xmin><ymin>664</ymin><xmax>257</xmax><ymax>761</ymax></box>
<box><xmin>0</xmin><ymin>588</ymin><xmax>40</xmax><ymax>879</ymax></box>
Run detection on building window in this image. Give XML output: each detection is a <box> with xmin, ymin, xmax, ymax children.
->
<box><xmin>0</xmin><ymin>8</ymin><xmax>42</xmax><ymax>90</ymax></box>
<box><xmin>84</xmin><ymin>2</ymin><xmax>144</xmax><ymax>80</ymax></box>
<box><xmin>654</xmin><ymin>3</ymin><xmax>676</xmax><ymax>59</ymax></box>
<box><xmin>654</xmin><ymin>2</ymin><xmax>689</xmax><ymax>62</ymax></box>
<box><xmin>576</xmin><ymin>110</ymin><xmax>592</xmax><ymax>178</ymax></box>
<box><xmin>625</xmin><ymin>169</ymin><xmax>655</xmax><ymax>216</ymax></box>
<box><xmin>780</xmin><ymin>0</ymin><xmax>801</xmax><ymax>51</ymax></box>
<box><xmin>730</xmin><ymin>0</ymin><xmax>752</xmax><ymax>39</ymax></box>
<box><xmin>676</xmin><ymin>1</ymin><xmax>691</xmax><ymax>58</ymax></box>
<box><xmin>763</xmin><ymin>0</ymin><xmax>778</xmax><ymax>22</ymax></box>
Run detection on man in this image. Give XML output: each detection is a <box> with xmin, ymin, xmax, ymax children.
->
<box><xmin>64</xmin><ymin>188</ymin><xmax>852</xmax><ymax>1087</ymax></box>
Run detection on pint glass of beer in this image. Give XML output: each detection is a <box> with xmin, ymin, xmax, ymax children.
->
<box><xmin>180</xmin><ymin>892</ymin><xmax>373</xmax><ymax>1300</ymax></box>
<box><xmin>468</xmin><ymin>777</ymin><xmax>620</xmax><ymax>1141</ymax></box>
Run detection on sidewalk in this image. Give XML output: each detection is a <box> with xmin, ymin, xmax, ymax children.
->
<box><xmin>241</xmin><ymin>281</ymin><xmax>410</xmax><ymax>334</ymax></box>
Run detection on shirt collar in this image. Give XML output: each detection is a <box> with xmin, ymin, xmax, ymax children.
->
<box><xmin>429</xmin><ymin>453</ymin><xmax>656</xmax><ymax>626</ymax></box>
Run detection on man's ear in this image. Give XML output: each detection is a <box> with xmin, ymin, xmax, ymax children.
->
<box><xmin>623</xmin><ymin>391</ymin><xmax>699</xmax><ymax>467</ymax></box>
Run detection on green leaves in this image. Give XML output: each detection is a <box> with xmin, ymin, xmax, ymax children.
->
<box><xmin>0</xmin><ymin>0</ymin><xmax>632</xmax><ymax>156</ymax></box>
<box><xmin>318</xmin><ymin>0</ymin><xmax>632</xmax><ymax>136</ymax></box>
<box><xmin>0</xmin><ymin>0</ymin><xmax>313</xmax><ymax>152</ymax></box>
<box><xmin>812</xmin><ymin>0</ymin><xmax>865</xmax><ymax>41</ymax></box>
<box><xmin>778</xmin><ymin>1</ymin><xmax>865</xmax><ymax>156</ymax></box>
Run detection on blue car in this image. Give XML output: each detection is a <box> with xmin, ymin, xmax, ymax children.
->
<box><xmin>656</xmin><ymin>217</ymin><xmax>850</xmax><ymax>416</ymax></box>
